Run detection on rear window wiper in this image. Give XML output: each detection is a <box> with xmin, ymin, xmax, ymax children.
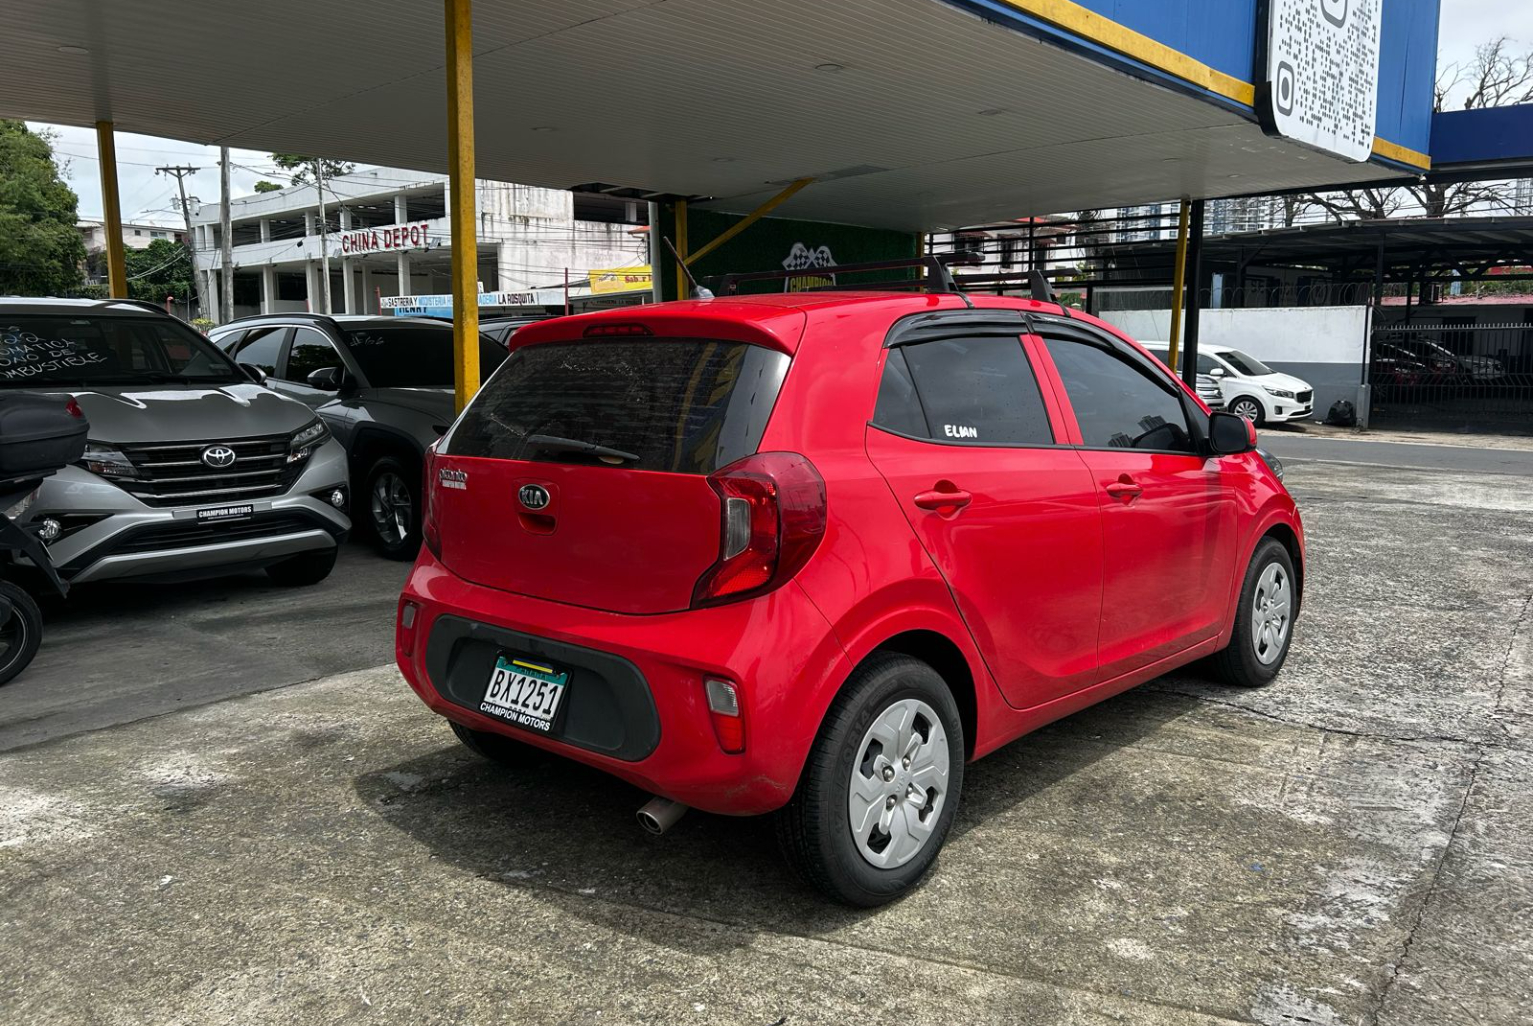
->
<box><xmin>523</xmin><ymin>433</ymin><xmax>640</xmax><ymax>463</ymax></box>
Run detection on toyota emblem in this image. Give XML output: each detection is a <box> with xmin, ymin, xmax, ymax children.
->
<box><xmin>201</xmin><ymin>445</ymin><xmax>237</xmax><ymax>469</ymax></box>
<box><xmin>518</xmin><ymin>483</ymin><xmax>550</xmax><ymax>510</ymax></box>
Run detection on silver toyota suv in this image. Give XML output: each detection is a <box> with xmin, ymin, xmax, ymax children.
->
<box><xmin>0</xmin><ymin>298</ymin><xmax>350</xmax><ymax>586</ymax></box>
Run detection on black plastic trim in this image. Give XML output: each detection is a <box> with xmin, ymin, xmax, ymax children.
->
<box><xmin>425</xmin><ymin>615</ymin><xmax>661</xmax><ymax>762</ymax></box>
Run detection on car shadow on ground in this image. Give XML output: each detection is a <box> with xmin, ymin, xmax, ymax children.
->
<box><xmin>353</xmin><ymin>684</ymin><xmax>1211</xmax><ymax>948</ymax></box>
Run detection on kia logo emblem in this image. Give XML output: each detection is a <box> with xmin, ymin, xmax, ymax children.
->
<box><xmin>201</xmin><ymin>445</ymin><xmax>237</xmax><ymax>469</ymax></box>
<box><xmin>518</xmin><ymin>484</ymin><xmax>550</xmax><ymax>510</ymax></box>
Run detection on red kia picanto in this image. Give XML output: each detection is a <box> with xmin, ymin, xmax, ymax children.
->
<box><xmin>396</xmin><ymin>291</ymin><xmax>1303</xmax><ymax>906</ymax></box>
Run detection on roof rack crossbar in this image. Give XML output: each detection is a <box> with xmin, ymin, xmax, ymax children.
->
<box><xmin>709</xmin><ymin>253</ymin><xmax>981</xmax><ymax>296</ymax></box>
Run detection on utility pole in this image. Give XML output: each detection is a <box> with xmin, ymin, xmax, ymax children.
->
<box><xmin>157</xmin><ymin>164</ymin><xmax>206</xmax><ymax>319</ymax></box>
<box><xmin>219</xmin><ymin>147</ymin><xmax>233</xmax><ymax>324</ymax></box>
<box><xmin>316</xmin><ymin>159</ymin><xmax>332</xmax><ymax>314</ymax></box>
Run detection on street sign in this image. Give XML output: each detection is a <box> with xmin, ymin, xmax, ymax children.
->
<box><xmin>1262</xmin><ymin>0</ymin><xmax>1383</xmax><ymax>163</ymax></box>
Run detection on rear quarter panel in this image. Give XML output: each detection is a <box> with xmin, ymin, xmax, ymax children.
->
<box><xmin>764</xmin><ymin>301</ymin><xmax>1012</xmax><ymax>760</ymax></box>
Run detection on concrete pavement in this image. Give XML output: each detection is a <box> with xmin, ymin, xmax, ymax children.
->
<box><xmin>0</xmin><ymin>457</ymin><xmax>1529</xmax><ymax>1025</ymax></box>
<box><xmin>0</xmin><ymin>541</ymin><xmax>409</xmax><ymax>752</ymax></box>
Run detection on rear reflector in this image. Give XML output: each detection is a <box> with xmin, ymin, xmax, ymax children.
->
<box><xmin>398</xmin><ymin>601</ymin><xmax>420</xmax><ymax>657</ymax></box>
<box><xmin>705</xmin><ymin>679</ymin><xmax>745</xmax><ymax>754</ymax></box>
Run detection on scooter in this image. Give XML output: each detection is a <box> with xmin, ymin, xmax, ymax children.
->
<box><xmin>0</xmin><ymin>392</ymin><xmax>89</xmax><ymax>686</ymax></box>
<box><xmin>0</xmin><ymin>479</ymin><xmax>69</xmax><ymax>685</ymax></box>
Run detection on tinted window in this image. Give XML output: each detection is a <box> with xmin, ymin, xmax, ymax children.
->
<box><xmin>1219</xmin><ymin>349</ymin><xmax>1273</xmax><ymax>376</ymax></box>
<box><xmin>445</xmin><ymin>340</ymin><xmax>789</xmax><ymax>474</ymax></box>
<box><xmin>209</xmin><ymin>329</ymin><xmax>244</xmax><ymax>353</ymax></box>
<box><xmin>0</xmin><ymin>315</ymin><xmax>242</xmax><ymax>388</ymax></box>
<box><xmin>234</xmin><ymin>327</ymin><xmax>287</xmax><ymax>375</ymax></box>
<box><xmin>1044</xmin><ymin>337</ymin><xmax>1194</xmax><ymax>453</ymax></box>
<box><xmin>1144</xmin><ymin>347</ymin><xmax>1217</xmax><ymax>376</ymax></box>
<box><xmin>284</xmin><ymin>327</ymin><xmax>343</xmax><ymax>383</ymax></box>
<box><xmin>871</xmin><ymin>350</ymin><xmax>928</xmax><ymax>438</ymax></box>
<box><xmin>881</xmin><ymin>336</ymin><xmax>1052</xmax><ymax>445</ymax></box>
<box><xmin>339</xmin><ymin>325</ymin><xmax>504</xmax><ymax>388</ymax></box>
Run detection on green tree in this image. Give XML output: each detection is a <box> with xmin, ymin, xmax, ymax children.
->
<box><xmin>253</xmin><ymin>180</ymin><xmax>285</xmax><ymax>193</ymax></box>
<box><xmin>270</xmin><ymin>153</ymin><xmax>355</xmax><ymax>186</ymax></box>
<box><xmin>0</xmin><ymin>120</ymin><xmax>86</xmax><ymax>295</ymax></box>
<box><xmin>124</xmin><ymin>237</ymin><xmax>196</xmax><ymax>305</ymax></box>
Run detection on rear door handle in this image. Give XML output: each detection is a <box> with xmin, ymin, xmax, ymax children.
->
<box><xmin>913</xmin><ymin>488</ymin><xmax>972</xmax><ymax>511</ymax></box>
<box><xmin>1105</xmin><ymin>479</ymin><xmax>1142</xmax><ymax>500</ymax></box>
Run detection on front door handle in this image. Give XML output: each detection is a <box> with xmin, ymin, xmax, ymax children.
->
<box><xmin>1105</xmin><ymin>478</ymin><xmax>1143</xmax><ymax>500</ymax></box>
<box><xmin>914</xmin><ymin>488</ymin><xmax>972</xmax><ymax>511</ymax></box>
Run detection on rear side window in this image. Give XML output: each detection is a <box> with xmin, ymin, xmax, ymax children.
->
<box><xmin>445</xmin><ymin>340</ymin><xmax>790</xmax><ymax>473</ymax></box>
<box><xmin>1044</xmin><ymin>337</ymin><xmax>1194</xmax><ymax>453</ymax></box>
<box><xmin>873</xmin><ymin>336</ymin><xmax>1053</xmax><ymax>445</ymax></box>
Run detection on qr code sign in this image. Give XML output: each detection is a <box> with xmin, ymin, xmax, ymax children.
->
<box><xmin>1264</xmin><ymin>0</ymin><xmax>1383</xmax><ymax>163</ymax></box>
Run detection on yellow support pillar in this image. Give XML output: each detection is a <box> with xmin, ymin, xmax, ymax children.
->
<box><xmin>95</xmin><ymin>122</ymin><xmax>128</xmax><ymax>299</ymax></box>
<box><xmin>674</xmin><ymin>200</ymin><xmax>689</xmax><ymax>301</ymax></box>
<box><xmin>444</xmin><ymin>0</ymin><xmax>480</xmax><ymax>413</ymax></box>
<box><xmin>1167</xmin><ymin>199</ymin><xmax>1191</xmax><ymax>374</ymax></box>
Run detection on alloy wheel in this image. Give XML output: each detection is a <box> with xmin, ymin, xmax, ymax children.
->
<box><xmin>1232</xmin><ymin>398</ymin><xmax>1262</xmax><ymax>421</ymax></box>
<box><xmin>847</xmin><ymin>698</ymin><xmax>950</xmax><ymax>869</ymax></box>
<box><xmin>1251</xmin><ymin>562</ymin><xmax>1292</xmax><ymax>665</ymax></box>
<box><xmin>370</xmin><ymin>471</ymin><xmax>413</xmax><ymax>546</ymax></box>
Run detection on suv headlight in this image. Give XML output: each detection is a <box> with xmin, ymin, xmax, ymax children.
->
<box><xmin>80</xmin><ymin>442</ymin><xmax>139</xmax><ymax>480</ymax></box>
<box><xmin>1265</xmin><ymin>386</ymin><xmax>1296</xmax><ymax>400</ymax></box>
<box><xmin>287</xmin><ymin>419</ymin><xmax>331</xmax><ymax>464</ymax></box>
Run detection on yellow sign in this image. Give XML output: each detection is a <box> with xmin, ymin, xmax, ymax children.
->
<box><xmin>589</xmin><ymin>266</ymin><xmax>652</xmax><ymax>295</ymax></box>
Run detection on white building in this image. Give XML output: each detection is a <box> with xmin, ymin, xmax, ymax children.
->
<box><xmin>191</xmin><ymin>168</ymin><xmax>649</xmax><ymax>321</ymax></box>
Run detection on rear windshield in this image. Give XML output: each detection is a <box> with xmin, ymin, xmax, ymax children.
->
<box><xmin>340</xmin><ymin>326</ymin><xmax>505</xmax><ymax>388</ymax></box>
<box><xmin>444</xmin><ymin>339</ymin><xmax>790</xmax><ymax>473</ymax></box>
<box><xmin>0</xmin><ymin>314</ymin><xmax>242</xmax><ymax>388</ymax></box>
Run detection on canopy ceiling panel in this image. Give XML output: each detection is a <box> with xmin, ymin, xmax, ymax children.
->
<box><xmin>1</xmin><ymin>0</ymin><xmax>1408</xmax><ymax>230</ymax></box>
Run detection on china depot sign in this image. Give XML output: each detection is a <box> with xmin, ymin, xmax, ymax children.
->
<box><xmin>1261</xmin><ymin>0</ymin><xmax>1382</xmax><ymax>162</ymax></box>
<box><xmin>337</xmin><ymin>221</ymin><xmax>432</xmax><ymax>256</ymax></box>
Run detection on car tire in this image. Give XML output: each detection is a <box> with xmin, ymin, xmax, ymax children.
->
<box><xmin>365</xmin><ymin>456</ymin><xmax>421</xmax><ymax>560</ymax></box>
<box><xmin>1206</xmin><ymin>537</ymin><xmax>1297</xmax><ymax>687</ymax></box>
<box><xmin>450</xmin><ymin>721</ymin><xmax>545</xmax><ymax>768</ymax></box>
<box><xmin>264</xmin><ymin>546</ymin><xmax>339</xmax><ymax>587</ymax></box>
<box><xmin>776</xmin><ymin>653</ymin><xmax>964</xmax><ymax>908</ymax></box>
<box><xmin>0</xmin><ymin>581</ymin><xmax>44</xmax><ymax>687</ymax></box>
<box><xmin>1229</xmin><ymin>396</ymin><xmax>1266</xmax><ymax>425</ymax></box>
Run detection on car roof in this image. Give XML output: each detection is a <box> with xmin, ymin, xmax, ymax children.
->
<box><xmin>0</xmin><ymin>296</ymin><xmax>176</xmax><ymax>318</ymax></box>
<box><xmin>219</xmin><ymin>313</ymin><xmax>448</xmax><ymax>329</ymax></box>
<box><xmin>511</xmin><ymin>291</ymin><xmax>1081</xmax><ymax>356</ymax></box>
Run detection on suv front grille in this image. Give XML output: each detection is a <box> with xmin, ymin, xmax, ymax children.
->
<box><xmin>117</xmin><ymin>433</ymin><xmax>301</xmax><ymax>507</ymax></box>
<box><xmin>1297</xmin><ymin>390</ymin><xmax>1313</xmax><ymax>405</ymax></box>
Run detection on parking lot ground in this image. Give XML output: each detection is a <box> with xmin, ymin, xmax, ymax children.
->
<box><xmin>2</xmin><ymin>458</ymin><xmax>1530</xmax><ymax>1025</ymax></box>
<box><xmin>0</xmin><ymin>540</ymin><xmax>410</xmax><ymax>752</ymax></box>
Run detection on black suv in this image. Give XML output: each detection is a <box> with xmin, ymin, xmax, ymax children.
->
<box><xmin>210</xmin><ymin>314</ymin><xmax>503</xmax><ymax>558</ymax></box>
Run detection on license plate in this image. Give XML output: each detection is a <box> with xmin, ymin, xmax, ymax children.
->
<box><xmin>196</xmin><ymin>503</ymin><xmax>255</xmax><ymax>522</ymax></box>
<box><xmin>480</xmin><ymin>655</ymin><xmax>569</xmax><ymax>733</ymax></box>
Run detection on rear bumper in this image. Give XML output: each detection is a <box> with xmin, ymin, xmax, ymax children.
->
<box><xmin>396</xmin><ymin>547</ymin><xmax>853</xmax><ymax>816</ymax></box>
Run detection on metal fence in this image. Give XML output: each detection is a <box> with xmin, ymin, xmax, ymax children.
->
<box><xmin>1369</xmin><ymin>322</ymin><xmax>1533</xmax><ymax>422</ymax></box>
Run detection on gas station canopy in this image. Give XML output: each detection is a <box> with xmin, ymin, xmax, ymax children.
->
<box><xmin>4</xmin><ymin>0</ymin><xmax>1440</xmax><ymax>231</ymax></box>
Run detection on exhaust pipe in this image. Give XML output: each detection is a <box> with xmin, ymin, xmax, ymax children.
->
<box><xmin>636</xmin><ymin>796</ymin><xmax>688</xmax><ymax>835</ymax></box>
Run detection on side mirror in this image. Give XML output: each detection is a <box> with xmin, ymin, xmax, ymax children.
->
<box><xmin>307</xmin><ymin>365</ymin><xmax>344</xmax><ymax>392</ymax></box>
<box><xmin>1208</xmin><ymin>366</ymin><xmax>1227</xmax><ymax>377</ymax></box>
<box><xmin>1208</xmin><ymin>411</ymin><xmax>1256</xmax><ymax>455</ymax></box>
<box><xmin>240</xmin><ymin>363</ymin><xmax>268</xmax><ymax>386</ymax></box>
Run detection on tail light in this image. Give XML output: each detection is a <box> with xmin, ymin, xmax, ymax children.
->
<box><xmin>692</xmin><ymin>452</ymin><xmax>826</xmax><ymax>608</ymax></box>
<box><xmin>422</xmin><ymin>448</ymin><xmax>442</xmax><ymax>557</ymax></box>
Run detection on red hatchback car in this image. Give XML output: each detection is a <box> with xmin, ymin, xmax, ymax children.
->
<box><xmin>396</xmin><ymin>290</ymin><xmax>1303</xmax><ymax>906</ymax></box>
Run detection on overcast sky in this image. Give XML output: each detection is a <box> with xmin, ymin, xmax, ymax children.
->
<box><xmin>34</xmin><ymin>0</ymin><xmax>1533</xmax><ymax>226</ymax></box>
